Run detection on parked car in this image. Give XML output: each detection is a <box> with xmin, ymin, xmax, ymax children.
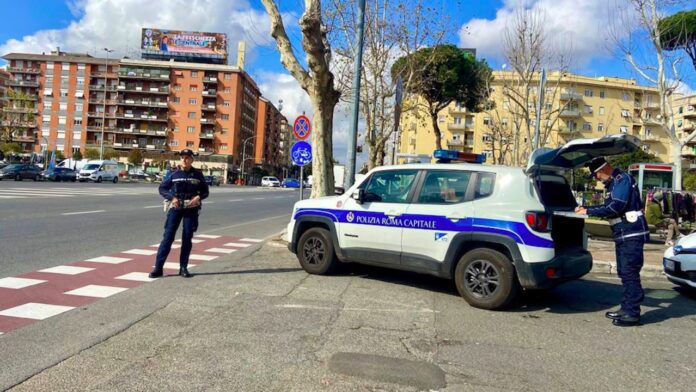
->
<box><xmin>663</xmin><ymin>233</ymin><xmax>696</xmax><ymax>291</ymax></box>
<box><xmin>42</xmin><ymin>167</ymin><xmax>77</xmax><ymax>182</ymax></box>
<box><xmin>261</xmin><ymin>176</ymin><xmax>280</xmax><ymax>187</ymax></box>
<box><xmin>128</xmin><ymin>169</ymin><xmax>150</xmax><ymax>180</ymax></box>
<box><xmin>0</xmin><ymin>164</ymin><xmax>43</xmax><ymax>181</ymax></box>
<box><xmin>204</xmin><ymin>175</ymin><xmax>221</xmax><ymax>186</ymax></box>
<box><xmin>281</xmin><ymin>178</ymin><xmax>301</xmax><ymax>188</ymax></box>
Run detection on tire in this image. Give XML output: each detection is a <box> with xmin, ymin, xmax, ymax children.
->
<box><xmin>54</xmin><ymin>176</ymin><xmax>61</xmax><ymax>182</ymax></box>
<box><xmin>297</xmin><ymin>227</ymin><xmax>338</xmax><ymax>275</ymax></box>
<box><xmin>34</xmin><ymin>174</ymin><xmax>41</xmax><ymax>181</ymax></box>
<box><xmin>15</xmin><ymin>174</ymin><xmax>22</xmax><ymax>181</ymax></box>
<box><xmin>71</xmin><ymin>178</ymin><xmax>76</xmax><ymax>182</ymax></box>
<box><xmin>454</xmin><ymin>248</ymin><xmax>518</xmax><ymax>310</ymax></box>
<box><xmin>112</xmin><ymin>176</ymin><xmax>118</xmax><ymax>184</ymax></box>
<box><xmin>96</xmin><ymin>176</ymin><xmax>102</xmax><ymax>183</ymax></box>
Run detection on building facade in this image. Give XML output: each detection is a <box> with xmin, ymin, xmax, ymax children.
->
<box><xmin>2</xmin><ymin>50</ymin><xmax>286</xmax><ymax>178</ymax></box>
<box><xmin>398</xmin><ymin>71</ymin><xmax>669</xmax><ymax>165</ymax></box>
<box><xmin>673</xmin><ymin>94</ymin><xmax>696</xmax><ymax>165</ymax></box>
<box><xmin>254</xmin><ymin>98</ymin><xmax>285</xmax><ymax>175</ymax></box>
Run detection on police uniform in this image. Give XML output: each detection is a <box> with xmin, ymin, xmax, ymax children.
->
<box><xmin>150</xmin><ymin>150</ymin><xmax>209</xmax><ymax>278</ymax></box>
<box><xmin>583</xmin><ymin>158</ymin><xmax>648</xmax><ymax>326</ymax></box>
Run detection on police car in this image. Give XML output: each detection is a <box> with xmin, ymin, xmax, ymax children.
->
<box><xmin>663</xmin><ymin>234</ymin><xmax>696</xmax><ymax>290</ymax></box>
<box><xmin>287</xmin><ymin>134</ymin><xmax>641</xmax><ymax>309</ymax></box>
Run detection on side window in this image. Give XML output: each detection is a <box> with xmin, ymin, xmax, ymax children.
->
<box><xmin>363</xmin><ymin>170</ymin><xmax>418</xmax><ymax>203</ymax></box>
<box><xmin>475</xmin><ymin>172</ymin><xmax>496</xmax><ymax>199</ymax></box>
<box><xmin>417</xmin><ymin>170</ymin><xmax>471</xmax><ymax>204</ymax></box>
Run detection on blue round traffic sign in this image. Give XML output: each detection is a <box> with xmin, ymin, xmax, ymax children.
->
<box><xmin>291</xmin><ymin>141</ymin><xmax>312</xmax><ymax>166</ymax></box>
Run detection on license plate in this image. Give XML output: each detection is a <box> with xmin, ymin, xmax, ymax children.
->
<box><xmin>665</xmin><ymin>259</ymin><xmax>675</xmax><ymax>271</ymax></box>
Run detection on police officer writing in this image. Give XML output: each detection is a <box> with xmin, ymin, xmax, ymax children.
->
<box><xmin>575</xmin><ymin>157</ymin><xmax>649</xmax><ymax>327</ymax></box>
<box><xmin>149</xmin><ymin>149</ymin><xmax>209</xmax><ymax>279</ymax></box>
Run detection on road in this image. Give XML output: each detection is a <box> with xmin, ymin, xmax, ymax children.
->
<box><xmin>0</xmin><ymin>181</ymin><xmax>301</xmax><ymax>279</ymax></box>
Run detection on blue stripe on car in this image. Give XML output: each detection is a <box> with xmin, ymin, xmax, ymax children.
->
<box><xmin>294</xmin><ymin>208</ymin><xmax>553</xmax><ymax>248</ymax></box>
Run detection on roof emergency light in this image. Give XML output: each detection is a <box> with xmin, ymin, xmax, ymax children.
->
<box><xmin>433</xmin><ymin>149</ymin><xmax>486</xmax><ymax>164</ymax></box>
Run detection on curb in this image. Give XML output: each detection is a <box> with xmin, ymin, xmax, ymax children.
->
<box><xmin>593</xmin><ymin>260</ymin><xmax>665</xmax><ymax>278</ymax></box>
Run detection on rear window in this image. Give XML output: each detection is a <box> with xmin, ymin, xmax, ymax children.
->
<box><xmin>535</xmin><ymin>175</ymin><xmax>576</xmax><ymax>208</ymax></box>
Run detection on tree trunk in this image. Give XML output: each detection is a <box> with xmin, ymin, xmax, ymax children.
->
<box><xmin>430</xmin><ymin>112</ymin><xmax>443</xmax><ymax>150</ymax></box>
<box><xmin>674</xmin><ymin>139</ymin><xmax>683</xmax><ymax>191</ymax></box>
<box><xmin>310</xmin><ymin>93</ymin><xmax>336</xmax><ymax>198</ymax></box>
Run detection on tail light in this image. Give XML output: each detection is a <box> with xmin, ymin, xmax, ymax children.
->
<box><xmin>525</xmin><ymin>211</ymin><xmax>550</xmax><ymax>232</ymax></box>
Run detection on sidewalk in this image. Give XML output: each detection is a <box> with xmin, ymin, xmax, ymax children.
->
<box><xmin>588</xmin><ymin>238</ymin><xmax>666</xmax><ymax>277</ymax></box>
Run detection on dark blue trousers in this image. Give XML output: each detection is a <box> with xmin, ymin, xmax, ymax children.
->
<box><xmin>614</xmin><ymin>239</ymin><xmax>645</xmax><ymax>317</ymax></box>
<box><xmin>154</xmin><ymin>207</ymin><xmax>199</xmax><ymax>271</ymax></box>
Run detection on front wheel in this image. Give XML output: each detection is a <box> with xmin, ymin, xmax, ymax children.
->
<box><xmin>297</xmin><ymin>227</ymin><xmax>338</xmax><ymax>275</ymax></box>
<box><xmin>96</xmin><ymin>176</ymin><xmax>102</xmax><ymax>183</ymax></box>
<box><xmin>454</xmin><ymin>248</ymin><xmax>518</xmax><ymax>310</ymax></box>
<box><xmin>15</xmin><ymin>174</ymin><xmax>22</xmax><ymax>181</ymax></box>
<box><xmin>112</xmin><ymin>176</ymin><xmax>118</xmax><ymax>184</ymax></box>
<box><xmin>34</xmin><ymin>174</ymin><xmax>41</xmax><ymax>181</ymax></box>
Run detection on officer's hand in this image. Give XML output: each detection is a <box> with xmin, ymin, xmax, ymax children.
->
<box><xmin>189</xmin><ymin>196</ymin><xmax>201</xmax><ymax>207</ymax></box>
<box><xmin>575</xmin><ymin>206</ymin><xmax>587</xmax><ymax>215</ymax></box>
<box><xmin>171</xmin><ymin>197</ymin><xmax>181</xmax><ymax>209</ymax></box>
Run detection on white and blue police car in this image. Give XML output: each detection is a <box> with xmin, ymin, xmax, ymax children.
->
<box><xmin>287</xmin><ymin>134</ymin><xmax>641</xmax><ymax>309</ymax></box>
<box><xmin>663</xmin><ymin>234</ymin><xmax>696</xmax><ymax>290</ymax></box>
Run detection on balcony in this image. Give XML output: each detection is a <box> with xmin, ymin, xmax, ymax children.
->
<box><xmin>558</xmin><ymin>126</ymin><xmax>578</xmax><ymax>134</ymax></box>
<box><xmin>201</xmin><ymin>104</ymin><xmax>216</xmax><ymax>112</ymax></box>
<box><xmin>642</xmin><ymin>116</ymin><xmax>661</xmax><ymax>125</ymax></box>
<box><xmin>88</xmin><ymin>97</ymin><xmax>118</xmax><ymax>105</ymax></box>
<box><xmin>87</xmin><ymin>112</ymin><xmax>117</xmax><ymax>119</ymax></box>
<box><xmin>11</xmin><ymin>135</ymin><xmax>36</xmax><ymax>143</ymax></box>
<box><xmin>682</xmin><ymin>147</ymin><xmax>696</xmax><ymax>157</ymax></box>
<box><xmin>203</xmin><ymin>76</ymin><xmax>218</xmax><ymax>83</ymax></box>
<box><xmin>684</xmin><ymin>110</ymin><xmax>696</xmax><ymax>119</ymax></box>
<box><xmin>1</xmin><ymin>120</ymin><xmax>37</xmax><ymax>128</ymax></box>
<box><xmin>643</xmin><ymin>101</ymin><xmax>660</xmax><ymax>110</ymax></box>
<box><xmin>89</xmin><ymin>84</ymin><xmax>120</xmax><ymax>92</ymax></box>
<box><xmin>7</xmin><ymin>80</ymin><xmax>39</xmax><ymax>88</ymax></box>
<box><xmin>198</xmin><ymin>147</ymin><xmax>214</xmax><ymax>154</ymax></box>
<box><xmin>117</xmin><ymin>98</ymin><xmax>168</xmax><ymax>108</ymax></box>
<box><xmin>560</xmin><ymin>108</ymin><xmax>581</xmax><ymax>117</ymax></box>
<box><xmin>682</xmin><ymin>122</ymin><xmax>695</xmax><ymax>132</ymax></box>
<box><xmin>117</xmin><ymin>85</ymin><xmax>170</xmax><ymax>94</ymax></box>
<box><xmin>9</xmin><ymin>94</ymin><xmax>38</xmax><ymax>101</ymax></box>
<box><xmin>7</xmin><ymin>67</ymin><xmax>41</xmax><ymax>74</ymax></box>
<box><xmin>2</xmin><ymin>107</ymin><xmax>38</xmax><ymax>114</ymax></box>
<box><xmin>200</xmin><ymin>132</ymin><xmax>215</xmax><ymax>139</ymax></box>
<box><xmin>86</xmin><ymin>126</ymin><xmax>120</xmax><ymax>133</ymax></box>
<box><xmin>202</xmin><ymin>90</ymin><xmax>217</xmax><ymax>97</ymax></box>
<box><xmin>118</xmin><ymin>71</ymin><xmax>170</xmax><ymax>81</ymax></box>
<box><xmin>90</xmin><ymin>72</ymin><xmax>118</xmax><ymax>79</ymax></box>
<box><xmin>640</xmin><ymin>134</ymin><xmax>660</xmax><ymax>143</ymax></box>
<box><xmin>200</xmin><ymin>118</ymin><xmax>216</xmax><ymax>124</ymax></box>
<box><xmin>560</xmin><ymin>91</ymin><xmax>582</xmax><ymax>101</ymax></box>
<box><xmin>447</xmin><ymin>122</ymin><xmax>473</xmax><ymax>131</ymax></box>
<box><xmin>121</xmin><ymin>128</ymin><xmax>167</xmax><ymax>137</ymax></box>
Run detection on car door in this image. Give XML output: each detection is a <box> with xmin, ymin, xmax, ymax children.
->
<box><xmin>401</xmin><ymin>169</ymin><xmax>475</xmax><ymax>272</ymax></box>
<box><xmin>338</xmin><ymin>169</ymin><xmax>420</xmax><ymax>265</ymax></box>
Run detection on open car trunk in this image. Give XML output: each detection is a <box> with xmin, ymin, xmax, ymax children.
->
<box><xmin>527</xmin><ymin>134</ymin><xmax>642</xmax><ymax>251</ymax></box>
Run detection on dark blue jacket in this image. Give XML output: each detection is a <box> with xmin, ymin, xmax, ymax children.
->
<box><xmin>587</xmin><ymin>168</ymin><xmax>649</xmax><ymax>242</ymax></box>
<box><xmin>159</xmin><ymin>167</ymin><xmax>209</xmax><ymax>206</ymax></box>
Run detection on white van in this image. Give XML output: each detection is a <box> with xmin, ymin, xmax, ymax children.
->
<box><xmin>78</xmin><ymin>160</ymin><xmax>119</xmax><ymax>183</ymax></box>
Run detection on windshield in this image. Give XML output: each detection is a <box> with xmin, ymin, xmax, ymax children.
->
<box><xmin>83</xmin><ymin>164</ymin><xmax>100</xmax><ymax>170</ymax></box>
<box><xmin>2</xmin><ymin>164</ymin><xmax>22</xmax><ymax>171</ymax></box>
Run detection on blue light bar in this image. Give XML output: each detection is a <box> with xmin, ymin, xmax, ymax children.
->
<box><xmin>433</xmin><ymin>149</ymin><xmax>486</xmax><ymax>164</ymax></box>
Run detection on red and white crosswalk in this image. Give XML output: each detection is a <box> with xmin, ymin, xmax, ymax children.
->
<box><xmin>0</xmin><ymin>235</ymin><xmax>262</xmax><ymax>335</ymax></box>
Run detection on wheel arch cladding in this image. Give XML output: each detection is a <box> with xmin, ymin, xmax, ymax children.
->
<box><xmin>445</xmin><ymin>233</ymin><xmax>522</xmax><ymax>278</ymax></box>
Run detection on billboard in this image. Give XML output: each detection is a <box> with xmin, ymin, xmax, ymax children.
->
<box><xmin>141</xmin><ymin>28</ymin><xmax>227</xmax><ymax>58</ymax></box>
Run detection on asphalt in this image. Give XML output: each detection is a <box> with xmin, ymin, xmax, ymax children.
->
<box><xmin>2</xmin><ymin>232</ymin><xmax>693</xmax><ymax>391</ymax></box>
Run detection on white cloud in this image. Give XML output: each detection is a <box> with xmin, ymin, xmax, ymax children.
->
<box><xmin>459</xmin><ymin>0</ymin><xmax>629</xmax><ymax>66</ymax></box>
<box><xmin>0</xmin><ymin>0</ymin><xmax>271</xmax><ymax>61</ymax></box>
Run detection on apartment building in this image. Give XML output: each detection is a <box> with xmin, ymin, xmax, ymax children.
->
<box><xmin>2</xmin><ymin>50</ymin><xmax>286</xmax><ymax>177</ymax></box>
<box><xmin>0</xmin><ymin>68</ymin><xmax>10</xmax><ymax>108</ymax></box>
<box><xmin>398</xmin><ymin>71</ymin><xmax>667</xmax><ymax>165</ymax></box>
<box><xmin>673</xmin><ymin>93</ymin><xmax>696</xmax><ymax>167</ymax></box>
<box><xmin>254</xmin><ymin>98</ymin><xmax>285</xmax><ymax>174</ymax></box>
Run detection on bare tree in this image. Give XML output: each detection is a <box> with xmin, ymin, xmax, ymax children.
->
<box><xmin>500</xmin><ymin>10</ymin><xmax>573</xmax><ymax>166</ymax></box>
<box><xmin>261</xmin><ymin>0</ymin><xmax>340</xmax><ymax>197</ymax></box>
<box><xmin>325</xmin><ymin>0</ymin><xmax>451</xmax><ymax>169</ymax></box>
<box><xmin>609</xmin><ymin>0</ymin><xmax>693</xmax><ymax>190</ymax></box>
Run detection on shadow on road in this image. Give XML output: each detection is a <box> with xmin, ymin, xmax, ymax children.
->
<box><xmin>191</xmin><ymin>267</ymin><xmax>303</xmax><ymax>277</ymax></box>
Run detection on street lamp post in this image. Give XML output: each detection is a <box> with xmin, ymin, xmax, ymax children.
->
<box><xmin>240</xmin><ymin>135</ymin><xmax>256</xmax><ymax>185</ymax></box>
<box><xmin>99</xmin><ymin>48</ymin><xmax>114</xmax><ymax>160</ymax></box>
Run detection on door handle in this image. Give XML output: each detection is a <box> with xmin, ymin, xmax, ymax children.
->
<box><xmin>447</xmin><ymin>214</ymin><xmax>465</xmax><ymax>222</ymax></box>
<box><xmin>385</xmin><ymin>210</ymin><xmax>401</xmax><ymax>218</ymax></box>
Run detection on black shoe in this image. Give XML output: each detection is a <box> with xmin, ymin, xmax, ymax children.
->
<box><xmin>605</xmin><ymin>310</ymin><xmax>626</xmax><ymax>320</ymax></box>
<box><xmin>179</xmin><ymin>267</ymin><xmax>192</xmax><ymax>278</ymax></box>
<box><xmin>148</xmin><ymin>269</ymin><xmax>163</xmax><ymax>279</ymax></box>
<box><xmin>612</xmin><ymin>314</ymin><xmax>641</xmax><ymax>327</ymax></box>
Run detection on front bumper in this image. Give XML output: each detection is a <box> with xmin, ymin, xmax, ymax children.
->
<box><xmin>663</xmin><ymin>257</ymin><xmax>696</xmax><ymax>288</ymax></box>
<box><xmin>515</xmin><ymin>248</ymin><xmax>593</xmax><ymax>289</ymax></box>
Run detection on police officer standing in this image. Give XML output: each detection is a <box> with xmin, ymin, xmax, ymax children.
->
<box><xmin>149</xmin><ymin>149</ymin><xmax>209</xmax><ymax>278</ymax></box>
<box><xmin>575</xmin><ymin>157</ymin><xmax>649</xmax><ymax>326</ymax></box>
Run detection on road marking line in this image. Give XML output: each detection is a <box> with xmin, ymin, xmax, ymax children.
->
<box><xmin>143</xmin><ymin>205</ymin><xmax>162</xmax><ymax>209</ymax></box>
<box><xmin>0</xmin><ymin>277</ymin><xmax>47</xmax><ymax>289</ymax></box>
<box><xmin>0</xmin><ymin>303</ymin><xmax>75</xmax><ymax>320</ymax></box>
<box><xmin>228</xmin><ymin>199</ymin><xmax>243</xmax><ymax>202</ymax></box>
<box><xmin>195</xmin><ymin>234</ymin><xmax>221</xmax><ymax>239</ymax></box>
<box><xmin>252</xmin><ymin>197</ymin><xmax>265</xmax><ymax>200</ymax></box>
<box><xmin>62</xmin><ymin>210</ymin><xmax>105</xmax><ymax>216</ymax></box>
<box><xmin>38</xmin><ymin>266</ymin><xmax>94</xmax><ymax>275</ymax></box>
<box><xmin>224</xmin><ymin>242</ymin><xmax>251</xmax><ymax>247</ymax></box>
<box><xmin>240</xmin><ymin>238</ymin><xmax>262</xmax><ymax>243</ymax></box>
<box><xmin>205</xmin><ymin>247</ymin><xmax>237</xmax><ymax>254</ymax></box>
<box><xmin>164</xmin><ymin>262</ymin><xmax>197</xmax><ymax>270</ymax></box>
<box><xmin>116</xmin><ymin>272</ymin><xmax>156</xmax><ymax>282</ymax></box>
<box><xmin>122</xmin><ymin>249</ymin><xmax>157</xmax><ymax>256</ymax></box>
<box><xmin>188</xmin><ymin>254</ymin><xmax>218</xmax><ymax>261</ymax></box>
<box><xmin>84</xmin><ymin>256</ymin><xmax>132</xmax><ymax>264</ymax></box>
<box><xmin>174</xmin><ymin>239</ymin><xmax>204</xmax><ymax>243</ymax></box>
<box><xmin>65</xmin><ymin>284</ymin><xmax>129</xmax><ymax>298</ymax></box>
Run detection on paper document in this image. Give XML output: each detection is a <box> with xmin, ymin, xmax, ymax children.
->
<box><xmin>553</xmin><ymin>211</ymin><xmax>589</xmax><ymax>219</ymax></box>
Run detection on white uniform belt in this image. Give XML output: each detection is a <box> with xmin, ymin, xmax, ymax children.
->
<box><xmin>608</xmin><ymin>211</ymin><xmax>643</xmax><ymax>226</ymax></box>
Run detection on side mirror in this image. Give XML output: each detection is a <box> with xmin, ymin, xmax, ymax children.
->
<box><xmin>351</xmin><ymin>189</ymin><xmax>365</xmax><ymax>204</ymax></box>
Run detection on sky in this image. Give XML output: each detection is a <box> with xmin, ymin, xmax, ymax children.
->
<box><xmin>1</xmin><ymin>0</ymin><xmax>694</xmax><ymax>166</ymax></box>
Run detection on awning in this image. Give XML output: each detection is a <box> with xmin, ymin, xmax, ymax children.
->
<box><xmin>75</xmin><ymin>91</ymin><xmax>84</xmax><ymax>98</ymax></box>
<box><xmin>43</xmin><ymin>89</ymin><xmax>53</xmax><ymax>96</ymax></box>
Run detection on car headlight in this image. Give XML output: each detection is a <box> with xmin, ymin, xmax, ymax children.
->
<box><xmin>664</xmin><ymin>246</ymin><xmax>675</xmax><ymax>258</ymax></box>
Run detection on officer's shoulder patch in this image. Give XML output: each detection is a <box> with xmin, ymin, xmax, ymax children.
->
<box><xmin>615</xmin><ymin>173</ymin><xmax>624</xmax><ymax>181</ymax></box>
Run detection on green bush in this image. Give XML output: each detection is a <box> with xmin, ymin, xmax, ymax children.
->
<box><xmin>683</xmin><ymin>172</ymin><xmax>696</xmax><ymax>191</ymax></box>
<box><xmin>128</xmin><ymin>149</ymin><xmax>144</xmax><ymax>166</ymax></box>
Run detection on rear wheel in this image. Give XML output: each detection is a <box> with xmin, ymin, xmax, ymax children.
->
<box><xmin>54</xmin><ymin>176</ymin><xmax>61</xmax><ymax>182</ymax></box>
<box><xmin>15</xmin><ymin>174</ymin><xmax>22</xmax><ymax>181</ymax></box>
<box><xmin>34</xmin><ymin>174</ymin><xmax>41</xmax><ymax>181</ymax></box>
<box><xmin>454</xmin><ymin>248</ymin><xmax>518</xmax><ymax>310</ymax></box>
<box><xmin>71</xmin><ymin>178</ymin><xmax>76</xmax><ymax>182</ymax></box>
<box><xmin>112</xmin><ymin>176</ymin><xmax>118</xmax><ymax>184</ymax></box>
<box><xmin>297</xmin><ymin>227</ymin><xmax>337</xmax><ymax>275</ymax></box>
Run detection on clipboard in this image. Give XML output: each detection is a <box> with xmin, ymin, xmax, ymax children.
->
<box><xmin>553</xmin><ymin>211</ymin><xmax>589</xmax><ymax>219</ymax></box>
